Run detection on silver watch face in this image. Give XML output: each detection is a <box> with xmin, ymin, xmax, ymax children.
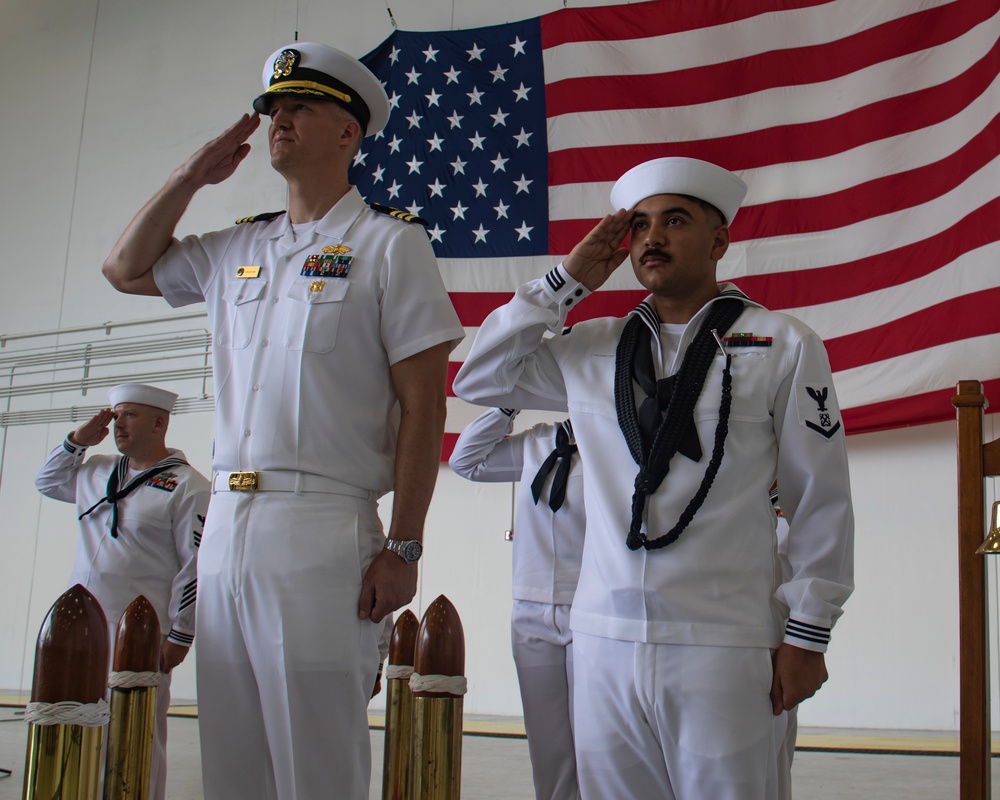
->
<box><xmin>400</xmin><ymin>540</ymin><xmax>422</xmax><ymax>562</ymax></box>
<box><xmin>388</xmin><ymin>538</ymin><xmax>422</xmax><ymax>563</ymax></box>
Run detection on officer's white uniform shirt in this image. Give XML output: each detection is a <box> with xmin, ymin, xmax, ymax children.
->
<box><xmin>35</xmin><ymin>439</ymin><xmax>209</xmax><ymax>641</ymax></box>
<box><xmin>449</xmin><ymin>408</ymin><xmax>584</xmax><ymax>604</ymax></box>
<box><xmin>453</xmin><ymin>265</ymin><xmax>855</xmax><ymax>654</ymax></box>
<box><xmin>152</xmin><ymin>186</ymin><xmax>464</xmax><ymax>489</ymax></box>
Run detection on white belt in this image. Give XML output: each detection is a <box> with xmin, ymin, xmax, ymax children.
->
<box><xmin>212</xmin><ymin>470</ymin><xmax>377</xmax><ymax>500</ymax></box>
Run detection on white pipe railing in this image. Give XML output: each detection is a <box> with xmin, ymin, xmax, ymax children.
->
<box><xmin>0</xmin><ymin>313</ymin><xmax>215</xmax><ymax>428</ymax></box>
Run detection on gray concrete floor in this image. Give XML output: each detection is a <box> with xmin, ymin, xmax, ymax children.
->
<box><xmin>1</xmin><ymin>709</ymin><xmax>998</xmax><ymax>798</ymax></box>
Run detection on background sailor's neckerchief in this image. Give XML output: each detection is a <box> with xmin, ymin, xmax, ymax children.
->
<box><xmin>79</xmin><ymin>454</ymin><xmax>189</xmax><ymax>539</ymax></box>
<box><xmin>614</xmin><ymin>290</ymin><xmax>746</xmax><ymax>551</ymax></box>
<box><xmin>530</xmin><ymin>419</ymin><xmax>577</xmax><ymax>512</ymax></box>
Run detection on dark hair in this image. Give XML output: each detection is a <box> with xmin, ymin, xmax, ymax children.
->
<box><xmin>677</xmin><ymin>194</ymin><xmax>726</xmax><ymax>226</ymax></box>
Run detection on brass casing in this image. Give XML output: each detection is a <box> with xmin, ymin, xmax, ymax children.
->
<box><xmin>410</xmin><ymin>696</ymin><xmax>463</xmax><ymax>800</ymax></box>
<box><xmin>23</xmin><ymin>723</ymin><xmax>104</xmax><ymax>800</ymax></box>
<box><xmin>381</xmin><ymin>678</ymin><xmax>414</xmax><ymax>800</ymax></box>
<box><xmin>104</xmin><ymin>686</ymin><xmax>158</xmax><ymax>800</ymax></box>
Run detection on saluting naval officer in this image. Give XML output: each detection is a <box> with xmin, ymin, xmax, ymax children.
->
<box><xmin>101</xmin><ymin>43</ymin><xmax>464</xmax><ymax>800</ymax></box>
<box><xmin>453</xmin><ymin>157</ymin><xmax>854</xmax><ymax>799</ymax></box>
<box><xmin>35</xmin><ymin>382</ymin><xmax>210</xmax><ymax>800</ymax></box>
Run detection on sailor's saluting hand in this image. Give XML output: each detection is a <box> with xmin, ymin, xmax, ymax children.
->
<box><xmin>562</xmin><ymin>206</ymin><xmax>634</xmax><ymax>291</ymax></box>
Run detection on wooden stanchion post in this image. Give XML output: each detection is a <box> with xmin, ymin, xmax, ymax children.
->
<box><xmin>953</xmin><ymin>380</ymin><xmax>992</xmax><ymax>800</ymax></box>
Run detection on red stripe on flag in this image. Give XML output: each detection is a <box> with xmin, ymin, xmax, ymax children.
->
<box><xmin>447</xmin><ymin>360</ymin><xmax>460</xmax><ymax>396</ymax></box>
<box><xmin>449</xmin><ymin>292</ymin><xmax>514</xmax><ymax>327</ymax></box>
<box><xmin>547</xmin><ymin>32</ymin><xmax>1000</xmax><ymax>186</ymax></box>
<box><xmin>732</xmin><ymin>198</ymin><xmax>1000</xmax><ymax>311</ymax></box>
<box><xmin>545</xmin><ymin>0</ymin><xmax>992</xmax><ymax>118</ymax></box>
<box><xmin>441</xmin><ymin>432</ymin><xmax>459</xmax><ymax>462</ymax></box>
<box><xmin>540</xmin><ymin>0</ymin><xmax>832</xmax><ymax>49</ymax></box>
<box><xmin>843</xmin><ymin>377</ymin><xmax>1000</xmax><ymax>435</ymax></box>
<box><xmin>731</xmin><ymin>114</ymin><xmax>1000</xmax><ymax>240</ymax></box>
<box><xmin>549</xmin><ymin>219</ymin><xmax>605</xmax><ymax>257</ymax></box>
<box><xmin>824</xmin><ymin>288</ymin><xmax>1000</xmax><ymax>372</ymax></box>
<box><xmin>551</xmin><ymin>107</ymin><xmax>1000</xmax><ymax>250</ymax></box>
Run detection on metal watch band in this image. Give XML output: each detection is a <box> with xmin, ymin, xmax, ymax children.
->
<box><xmin>385</xmin><ymin>537</ymin><xmax>422</xmax><ymax>563</ymax></box>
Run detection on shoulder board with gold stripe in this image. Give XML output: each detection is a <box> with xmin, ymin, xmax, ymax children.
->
<box><xmin>369</xmin><ymin>202</ymin><xmax>428</xmax><ymax>227</ymax></box>
<box><xmin>235</xmin><ymin>210</ymin><xmax>286</xmax><ymax>225</ymax></box>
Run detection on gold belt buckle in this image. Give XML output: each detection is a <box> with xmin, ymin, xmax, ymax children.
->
<box><xmin>228</xmin><ymin>471</ymin><xmax>259</xmax><ymax>492</ymax></box>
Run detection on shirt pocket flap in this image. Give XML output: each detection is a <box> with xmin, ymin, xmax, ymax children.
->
<box><xmin>223</xmin><ymin>279</ymin><xmax>268</xmax><ymax>305</ymax></box>
<box><xmin>286</xmin><ymin>279</ymin><xmax>350</xmax><ymax>305</ymax></box>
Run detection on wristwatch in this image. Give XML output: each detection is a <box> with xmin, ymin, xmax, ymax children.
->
<box><xmin>385</xmin><ymin>538</ymin><xmax>423</xmax><ymax>563</ymax></box>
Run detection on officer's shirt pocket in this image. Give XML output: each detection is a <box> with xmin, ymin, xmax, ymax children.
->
<box><xmin>283</xmin><ymin>278</ymin><xmax>350</xmax><ymax>353</ymax></box>
<box><xmin>217</xmin><ymin>279</ymin><xmax>267</xmax><ymax>349</ymax></box>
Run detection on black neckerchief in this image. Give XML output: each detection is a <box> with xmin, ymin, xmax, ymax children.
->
<box><xmin>79</xmin><ymin>454</ymin><xmax>188</xmax><ymax>538</ymax></box>
<box><xmin>614</xmin><ymin>296</ymin><xmax>744</xmax><ymax>551</ymax></box>
<box><xmin>530</xmin><ymin>420</ymin><xmax>577</xmax><ymax>512</ymax></box>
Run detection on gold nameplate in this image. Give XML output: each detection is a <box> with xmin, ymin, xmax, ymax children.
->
<box><xmin>236</xmin><ymin>266</ymin><xmax>261</xmax><ymax>278</ymax></box>
<box><xmin>309</xmin><ymin>280</ymin><xmax>326</xmax><ymax>293</ymax></box>
<box><xmin>228</xmin><ymin>471</ymin><xmax>259</xmax><ymax>491</ymax></box>
<box><xmin>322</xmin><ymin>244</ymin><xmax>352</xmax><ymax>255</ymax></box>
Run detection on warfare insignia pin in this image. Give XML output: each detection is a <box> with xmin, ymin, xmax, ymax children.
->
<box><xmin>273</xmin><ymin>49</ymin><xmax>298</xmax><ymax>80</ymax></box>
<box><xmin>309</xmin><ymin>280</ymin><xmax>326</xmax><ymax>293</ymax></box>
<box><xmin>322</xmin><ymin>244</ymin><xmax>352</xmax><ymax>256</ymax></box>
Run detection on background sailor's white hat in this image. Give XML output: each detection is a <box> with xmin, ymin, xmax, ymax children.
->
<box><xmin>253</xmin><ymin>42</ymin><xmax>390</xmax><ymax>137</ymax></box>
<box><xmin>610</xmin><ymin>157</ymin><xmax>748</xmax><ymax>224</ymax></box>
<box><xmin>107</xmin><ymin>383</ymin><xmax>178</xmax><ymax>413</ymax></box>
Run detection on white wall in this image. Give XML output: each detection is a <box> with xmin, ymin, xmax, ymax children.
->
<box><xmin>1</xmin><ymin>0</ymin><xmax>997</xmax><ymax>731</ymax></box>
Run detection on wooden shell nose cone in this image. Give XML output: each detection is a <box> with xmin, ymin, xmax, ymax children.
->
<box><xmin>113</xmin><ymin>595</ymin><xmax>161</xmax><ymax>672</ymax></box>
<box><xmin>413</xmin><ymin>595</ymin><xmax>465</xmax><ymax>697</ymax></box>
<box><xmin>31</xmin><ymin>583</ymin><xmax>109</xmax><ymax>705</ymax></box>
<box><xmin>389</xmin><ymin>609</ymin><xmax>419</xmax><ymax>668</ymax></box>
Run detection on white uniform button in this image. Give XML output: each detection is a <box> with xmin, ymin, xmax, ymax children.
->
<box><xmin>244</xmin><ymin>429</ymin><xmax>252</xmax><ymax>437</ymax></box>
<box><xmin>262</xmin><ymin>339</ymin><xmax>270</xmax><ymax>347</ymax></box>
<box><xmin>253</xmin><ymin>384</ymin><xmax>260</xmax><ymax>391</ymax></box>
<box><xmin>272</xmin><ymin>297</ymin><xmax>279</xmax><ymax>304</ymax></box>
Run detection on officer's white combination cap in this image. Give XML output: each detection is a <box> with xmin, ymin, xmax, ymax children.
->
<box><xmin>610</xmin><ymin>157</ymin><xmax>748</xmax><ymax>224</ymax></box>
<box><xmin>253</xmin><ymin>42</ymin><xmax>390</xmax><ymax>137</ymax></box>
<box><xmin>108</xmin><ymin>384</ymin><xmax>178</xmax><ymax>413</ymax></box>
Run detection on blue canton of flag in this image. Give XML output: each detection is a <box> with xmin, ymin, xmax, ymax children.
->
<box><xmin>350</xmin><ymin>20</ymin><xmax>548</xmax><ymax>258</ymax></box>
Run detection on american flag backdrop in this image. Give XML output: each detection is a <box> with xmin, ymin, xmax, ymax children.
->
<box><xmin>347</xmin><ymin>0</ymin><xmax>1000</xmax><ymax>459</ymax></box>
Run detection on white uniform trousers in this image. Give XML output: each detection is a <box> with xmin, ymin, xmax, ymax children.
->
<box><xmin>196</xmin><ymin>490</ymin><xmax>384</xmax><ymax>800</ymax></box>
<box><xmin>774</xmin><ymin>707</ymin><xmax>796</xmax><ymax>800</ymax></box>
<box><xmin>511</xmin><ymin>600</ymin><xmax>579</xmax><ymax>800</ymax></box>
<box><xmin>572</xmin><ymin>634</ymin><xmax>782</xmax><ymax>800</ymax></box>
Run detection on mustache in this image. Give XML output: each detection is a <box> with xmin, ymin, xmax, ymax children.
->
<box><xmin>641</xmin><ymin>248</ymin><xmax>670</xmax><ymax>263</ymax></box>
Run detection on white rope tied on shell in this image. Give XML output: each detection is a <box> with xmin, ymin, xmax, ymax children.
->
<box><xmin>408</xmin><ymin>673</ymin><xmax>468</xmax><ymax>695</ymax></box>
<box><xmin>384</xmin><ymin>664</ymin><xmax>415</xmax><ymax>681</ymax></box>
<box><xmin>108</xmin><ymin>670</ymin><xmax>162</xmax><ymax>689</ymax></box>
<box><xmin>24</xmin><ymin>699</ymin><xmax>111</xmax><ymax>727</ymax></box>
